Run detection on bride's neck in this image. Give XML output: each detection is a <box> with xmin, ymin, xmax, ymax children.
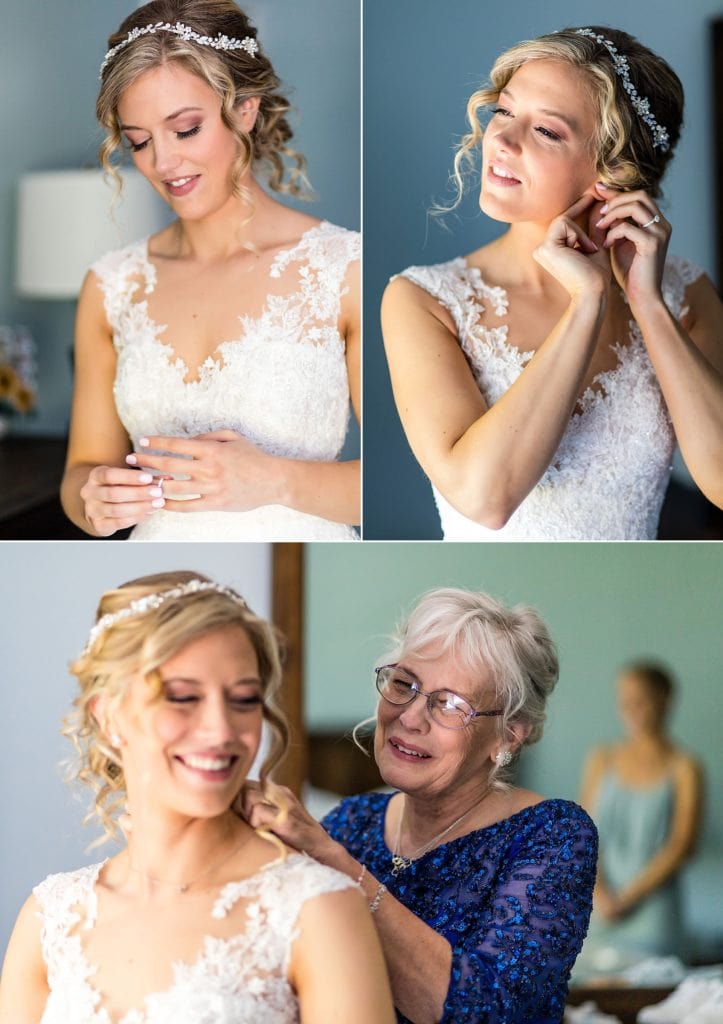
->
<box><xmin>170</xmin><ymin>177</ymin><xmax>277</xmax><ymax>262</ymax></box>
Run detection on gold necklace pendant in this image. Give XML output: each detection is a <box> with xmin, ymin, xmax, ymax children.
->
<box><xmin>391</xmin><ymin>854</ymin><xmax>413</xmax><ymax>876</ymax></box>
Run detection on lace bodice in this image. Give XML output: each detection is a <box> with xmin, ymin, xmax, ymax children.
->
<box><xmin>398</xmin><ymin>255</ymin><xmax>704</xmax><ymax>540</ymax></box>
<box><xmin>33</xmin><ymin>854</ymin><xmax>355</xmax><ymax>1024</ymax></box>
<box><xmin>324</xmin><ymin>794</ymin><xmax>597</xmax><ymax>1024</ymax></box>
<box><xmin>92</xmin><ymin>221</ymin><xmax>359</xmax><ymax>541</ymax></box>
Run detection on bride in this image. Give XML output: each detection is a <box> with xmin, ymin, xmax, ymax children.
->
<box><xmin>382</xmin><ymin>26</ymin><xmax>723</xmax><ymax>541</ymax></box>
<box><xmin>60</xmin><ymin>0</ymin><xmax>360</xmax><ymax>541</ymax></box>
<box><xmin>0</xmin><ymin>572</ymin><xmax>394</xmax><ymax>1023</ymax></box>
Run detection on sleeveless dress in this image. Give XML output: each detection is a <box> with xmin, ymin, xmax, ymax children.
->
<box><xmin>323</xmin><ymin>793</ymin><xmax>597</xmax><ymax>1024</ymax></box>
<box><xmin>33</xmin><ymin>853</ymin><xmax>356</xmax><ymax>1023</ymax></box>
<box><xmin>396</xmin><ymin>255</ymin><xmax>704</xmax><ymax>540</ymax></box>
<box><xmin>91</xmin><ymin>221</ymin><xmax>359</xmax><ymax>541</ymax></box>
<box><xmin>584</xmin><ymin>771</ymin><xmax>683</xmax><ymax>957</ymax></box>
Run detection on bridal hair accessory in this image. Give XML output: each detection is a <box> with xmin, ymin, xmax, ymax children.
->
<box><xmin>82</xmin><ymin>579</ymin><xmax>248</xmax><ymax>655</ymax></box>
<box><xmin>575</xmin><ymin>29</ymin><xmax>670</xmax><ymax>152</ymax></box>
<box><xmin>642</xmin><ymin>214</ymin><xmax>661</xmax><ymax>229</ymax></box>
<box><xmin>100</xmin><ymin>21</ymin><xmax>259</xmax><ymax>77</ymax></box>
<box><xmin>495</xmin><ymin>749</ymin><xmax>513</xmax><ymax>767</ymax></box>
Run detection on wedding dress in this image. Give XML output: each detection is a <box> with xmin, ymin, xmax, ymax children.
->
<box><xmin>397</xmin><ymin>255</ymin><xmax>703</xmax><ymax>540</ymax></box>
<box><xmin>34</xmin><ymin>853</ymin><xmax>355</xmax><ymax>1023</ymax></box>
<box><xmin>92</xmin><ymin>221</ymin><xmax>359</xmax><ymax>541</ymax></box>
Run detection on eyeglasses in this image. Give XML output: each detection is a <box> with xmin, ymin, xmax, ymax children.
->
<box><xmin>375</xmin><ymin>664</ymin><xmax>503</xmax><ymax>730</ymax></box>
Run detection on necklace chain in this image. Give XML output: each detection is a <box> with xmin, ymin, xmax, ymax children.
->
<box><xmin>127</xmin><ymin>830</ymin><xmax>252</xmax><ymax>895</ymax></box>
<box><xmin>391</xmin><ymin>791</ymin><xmax>489</xmax><ymax>876</ymax></box>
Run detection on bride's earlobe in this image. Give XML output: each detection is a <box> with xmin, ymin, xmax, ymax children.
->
<box><xmin>236</xmin><ymin>96</ymin><xmax>261</xmax><ymax>132</ymax></box>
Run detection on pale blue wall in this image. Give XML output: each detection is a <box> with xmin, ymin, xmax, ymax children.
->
<box><xmin>363</xmin><ymin>0</ymin><xmax>723</xmax><ymax>538</ymax></box>
<box><xmin>0</xmin><ymin>0</ymin><xmax>360</xmax><ymax>438</ymax></box>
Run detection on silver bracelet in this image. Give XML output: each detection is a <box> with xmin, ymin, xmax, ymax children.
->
<box><xmin>369</xmin><ymin>882</ymin><xmax>387</xmax><ymax>914</ymax></box>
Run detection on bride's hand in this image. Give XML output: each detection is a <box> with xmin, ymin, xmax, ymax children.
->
<box><xmin>594</xmin><ymin>182</ymin><xmax>671</xmax><ymax>312</ymax></box>
<box><xmin>80</xmin><ymin>465</ymin><xmax>166</xmax><ymax>536</ymax></box>
<box><xmin>236</xmin><ymin>781</ymin><xmax>338</xmax><ymax>862</ymax></box>
<box><xmin>533</xmin><ymin>193</ymin><xmax>611</xmax><ymax>299</ymax></box>
<box><xmin>125</xmin><ymin>430</ymin><xmax>282</xmax><ymax>512</ymax></box>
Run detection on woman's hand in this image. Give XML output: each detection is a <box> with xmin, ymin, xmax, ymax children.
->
<box><xmin>236</xmin><ymin>781</ymin><xmax>339</xmax><ymax>863</ymax></box>
<box><xmin>79</xmin><ymin>465</ymin><xmax>166</xmax><ymax>536</ymax></box>
<box><xmin>533</xmin><ymin>194</ymin><xmax>611</xmax><ymax>299</ymax></box>
<box><xmin>594</xmin><ymin>182</ymin><xmax>671</xmax><ymax>312</ymax></box>
<box><xmin>126</xmin><ymin>430</ymin><xmax>283</xmax><ymax>513</ymax></box>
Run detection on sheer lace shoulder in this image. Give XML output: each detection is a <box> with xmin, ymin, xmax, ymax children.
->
<box><xmin>33</xmin><ymin>854</ymin><xmax>356</xmax><ymax>1024</ymax></box>
<box><xmin>390</xmin><ymin>254</ymin><xmax>702</xmax><ymax>540</ymax></box>
<box><xmin>88</xmin><ymin>221</ymin><xmax>359</xmax><ymax>542</ymax></box>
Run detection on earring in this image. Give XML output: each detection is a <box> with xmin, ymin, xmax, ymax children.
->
<box><xmin>495</xmin><ymin>749</ymin><xmax>513</xmax><ymax>767</ymax></box>
<box><xmin>110</xmin><ymin>732</ymin><xmax>122</xmax><ymax>748</ymax></box>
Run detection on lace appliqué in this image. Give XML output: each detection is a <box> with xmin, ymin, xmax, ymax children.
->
<box><xmin>397</xmin><ymin>254</ymin><xmax>703</xmax><ymax>541</ymax></box>
<box><xmin>91</xmin><ymin>222</ymin><xmax>359</xmax><ymax>542</ymax></box>
<box><xmin>34</xmin><ymin>854</ymin><xmax>355</xmax><ymax>1024</ymax></box>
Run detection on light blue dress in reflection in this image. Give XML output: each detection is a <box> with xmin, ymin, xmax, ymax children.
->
<box><xmin>589</xmin><ymin>771</ymin><xmax>682</xmax><ymax>955</ymax></box>
<box><xmin>323</xmin><ymin>793</ymin><xmax>597</xmax><ymax>1024</ymax></box>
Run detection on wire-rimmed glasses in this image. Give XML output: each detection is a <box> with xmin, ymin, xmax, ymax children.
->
<box><xmin>375</xmin><ymin>664</ymin><xmax>503</xmax><ymax>730</ymax></box>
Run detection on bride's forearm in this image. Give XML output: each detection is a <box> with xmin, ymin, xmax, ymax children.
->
<box><xmin>273</xmin><ymin>457</ymin><xmax>360</xmax><ymax>525</ymax></box>
<box><xmin>439</xmin><ymin>293</ymin><xmax>606</xmax><ymax>528</ymax></box>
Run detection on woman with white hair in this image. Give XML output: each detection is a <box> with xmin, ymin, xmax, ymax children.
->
<box><xmin>244</xmin><ymin>587</ymin><xmax>598</xmax><ymax>1024</ymax></box>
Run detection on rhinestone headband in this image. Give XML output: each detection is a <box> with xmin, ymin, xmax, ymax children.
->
<box><xmin>575</xmin><ymin>29</ymin><xmax>670</xmax><ymax>152</ymax></box>
<box><xmin>81</xmin><ymin>579</ymin><xmax>248</xmax><ymax>655</ymax></box>
<box><xmin>100</xmin><ymin>20</ymin><xmax>259</xmax><ymax>77</ymax></box>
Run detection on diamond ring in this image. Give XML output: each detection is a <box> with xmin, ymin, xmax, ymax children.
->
<box><xmin>641</xmin><ymin>214</ymin><xmax>661</xmax><ymax>229</ymax></box>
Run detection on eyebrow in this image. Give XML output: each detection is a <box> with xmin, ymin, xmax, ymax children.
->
<box><xmin>161</xmin><ymin>675</ymin><xmax>262</xmax><ymax>688</ymax></box>
<box><xmin>120</xmin><ymin>106</ymin><xmax>204</xmax><ymax>131</ymax></box>
<box><xmin>499</xmin><ymin>88</ymin><xmax>579</xmax><ymax>132</ymax></box>
<box><xmin>395</xmin><ymin>663</ymin><xmax>473</xmax><ymax>703</ymax></box>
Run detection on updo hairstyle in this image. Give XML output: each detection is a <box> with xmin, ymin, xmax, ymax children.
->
<box><xmin>453</xmin><ymin>25</ymin><xmax>684</xmax><ymax>203</ymax></box>
<box><xmin>65</xmin><ymin>570</ymin><xmax>288</xmax><ymax>843</ymax></box>
<box><xmin>379</xmin><ymin>587</ymin><xmax>559</xmax><ymax>783</ymax></box>
<box><xmin>97</xmin><ymin>0</ymin><xmax>308</xmax><ymax>200</ymax></box>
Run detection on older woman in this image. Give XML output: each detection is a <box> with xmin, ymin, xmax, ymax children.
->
<box><xmin>0</xmin><ymin>572</ymin><xmax>393</xmax><ymax>1024</ymax></box>
<box><xmin>244</xmin><ymin>587</ymin><xmax>598</xmax><ymax>1024</ymax></box>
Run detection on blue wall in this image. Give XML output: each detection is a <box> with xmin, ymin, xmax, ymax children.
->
<box><xmin>0</xmin><ymin>0</ymin><xmax>360</xmax><ymax>439</ymax></box>
<box><xmin>363</xmin><ymin>0</ymin><xmax>723</xmax><ymax>538</ymax></box>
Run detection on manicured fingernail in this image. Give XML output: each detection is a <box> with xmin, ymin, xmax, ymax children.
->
<box><xmin>599</xmin><ymin>203</ymin><xmax>608</xmax><ymax>214</ymax></box>
<box><xmin>138</xmin><ymin>472</ymin><xmax>153</xmax><ymax>483</ymax></box>
<box><xmin>149</xmin><ymin>486</ymin><xmax>163</xmax><ymax>497</ymax></box>
<box><xmin>126</xmin><ymin>454</ymin><xmax>138</xmax><ymax>465</ymax></box>
<box><xmin>139</xmin><ymin>437</ymin><xmax>150</xmax><ymax>448</ymax></box>
<box><xmin>151</xmin><ymin>497</ymin><xmax>165</xmax><ymax>508</ymax></box>
<box><xmin>596</xmin><ymin>181</ymin><xmax>610</xmax><ymax>189</ymax></box>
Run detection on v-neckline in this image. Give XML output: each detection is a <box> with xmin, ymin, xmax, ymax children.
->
<box><xmin>132</xmin><ymin>222</ymin><xmax>329</xmax><ymax>387</ymax></box>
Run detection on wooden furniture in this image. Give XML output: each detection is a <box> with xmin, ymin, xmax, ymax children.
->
<box><xmin>567</xmin><ymin>986</ymin><xmax>673</xmax><ymax>1024</ymax></box>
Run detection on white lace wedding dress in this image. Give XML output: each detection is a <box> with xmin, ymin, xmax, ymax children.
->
<box><xmin>397</xmin><ymin>255</ymin><xmax>703</xmax><ymax>540</ymax></box>
<box><xmin>33</xmin><ymin>853</ymin><xmax>355</xmax><ymax>1023</ymax></box>
<box><xmin>92</xmin><ymin>221</ymin><xmax>359</xmax><ymax>541</ymax></box>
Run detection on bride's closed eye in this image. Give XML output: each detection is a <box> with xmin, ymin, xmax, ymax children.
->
<box><xmin>126</xmin><ymin>124</ymin><xmax>203</xmax><ymax>152</ymax></box>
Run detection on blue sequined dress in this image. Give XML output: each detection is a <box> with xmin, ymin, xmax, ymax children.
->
<box><xmin>323</xmin><ymin>793</ymin><xmax>597</xmax><ymax>1024</ymax></box>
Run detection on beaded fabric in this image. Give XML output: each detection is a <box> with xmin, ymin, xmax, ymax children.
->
<box><xmin>395</xmin><ymin>255</ymin><xmax>704</xmax><ymax>540</ymax></box>
<box><xmin>32</xmin><ymin>853</ymin><xmax>355</xmax><ymax>1023</ymax></box>
<box><xmin>323</xmin><ymin>793</ymin><xmax>598</xmax><ymax>1024</ymax></box>
<box><xmin>91</xmin><ymin>222</ymin><xmax>359</xmax><ymax>542</ymax></box>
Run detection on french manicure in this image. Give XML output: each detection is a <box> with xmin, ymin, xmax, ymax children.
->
<box><xmin>126</xmin><ymin>454</ymin><xmax>138</xmax><ymax>465</ymax></box>
<box><xmin>139</xmin><ymin>437</ymin><xmax>150</xmax><ymax>448</ymax></box>
<box><xmin>149</xmin><ymin>486</ymin><xmax>163</xmax><ymax>497</ymax></box>
<box><xmin>138</xmin><ymin>473</ymin><xmax>153</xmax><ymax>483</ymax></box>
<box><xmin>151</xmin><ymin>497</ymin><xmax>165</xmax><ymax>508</ymax></box>
<box><xmin>599</xmin><ymin>203</ymin><xmax>608</xmax><ymax>214</ymax></box>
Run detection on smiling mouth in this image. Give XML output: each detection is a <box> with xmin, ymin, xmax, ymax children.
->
<box><xmin>389</xmin><ymin>739</ymin><xmax>431</xmax><ymax>759</ymax></box>
<box><xmin>488</xmin><ymin>164</ymin><xmax>521</xmax><ymax>184</ymax></box>
<box><xmin>175</xmin><ymin>753</ymin><xmax>238</xmax><ymax>772</ymax></box>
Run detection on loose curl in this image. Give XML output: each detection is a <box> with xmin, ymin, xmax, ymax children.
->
<box><xmin>372</xmin><ymin>587</ymin><xmax>559</xmax><ymax>787</ymax></box>
<box><xmin>449</xmin><ymin>25</ymin><xmax>683</xmax><ymax>208</ymax></box>
<box><xmin>97</xmin><ymin>0</ymin><xmax>309</xmax><ymax>206</ymax></box>
<box><xmin>64</xmin><ymin>570</ymin><xmax>289</xmax><ymax>845</ymax></box>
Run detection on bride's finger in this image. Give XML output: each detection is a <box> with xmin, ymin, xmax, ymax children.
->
<box><xmin>602</xmin><ymin>221</ymin><xmax>658</xmax><ymax>249</ymax></box>
<box><xmin>596</xmin><ymin>201</ymin><xmax>662</xmax><ymax>230</ymax></box>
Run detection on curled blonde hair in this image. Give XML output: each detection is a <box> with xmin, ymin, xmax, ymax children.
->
<box><xmin>450</xmin><ymin>25</ymin><xmax>683</xmax><ymax>208</ymax></box>
<box><xmin>64</xmin><ymin>570</ymin><xmax>289</xmax><ymax>844</ymax></box>
<box><xmin>373</xmin><ymin>587</ymin><xmax>559</xmax><ymax>787</ymax></box>
<box><xmin>97</xmin><ymin>0</ymin><xmax>309</xmax><ymax>205</ymax></box>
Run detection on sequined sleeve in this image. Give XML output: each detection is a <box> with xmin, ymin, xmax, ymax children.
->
<box><xmin>323</xmin><ymin>794</ymin><xmax>597</xmax><ymax>1024</ymax></box>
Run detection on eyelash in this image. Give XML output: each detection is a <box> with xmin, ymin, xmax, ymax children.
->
<box><xmin>491</xmin><ymin>107</ymin><xmax>562</xmax><ymax>143</ymax></box>
<box><xmin>165</xmin><ymin>694</ymin><xmax>262</xmax><ymax>711</ymax></box>
<box><xmin>128</xmin><ymin>124</ymin><xmax>202</xmax><ymax>153</ymax></box>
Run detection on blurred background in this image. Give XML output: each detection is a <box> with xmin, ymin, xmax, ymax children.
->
<box><xmin>0</xmin><ymin>0</ymin><xmax>360</xmax><ymax>537</ymax></box>
<box><xmin>363</xmin><ymin>0</ymin><xmax>723</xmax><ymax>540</ymax></box>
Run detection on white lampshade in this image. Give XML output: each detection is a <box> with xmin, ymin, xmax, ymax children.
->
<box><xmin>15</xmin><ymin>168</ymin><xmax>169</xmax><ymax>299</ymax></box>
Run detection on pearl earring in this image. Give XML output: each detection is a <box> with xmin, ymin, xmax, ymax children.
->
<box><xmin>110</xmin><ymin>732</ymin><xmax>122</xmax><ymax>748</ymax></box>
<box><xmin>495</xmin><ymin>749</ymin><xmax>513</xmax><ymax>767</ymax></box>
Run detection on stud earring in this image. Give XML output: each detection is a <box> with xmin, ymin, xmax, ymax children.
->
<box><xmin>110</xmin><ymin>732</ymin><xmax>122</xmax><ymax>748</ymax></box>
<box><xmin>495</xmin><ymin>749</ymin><xmax>513</xmax><ymax>767</ymax></box>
